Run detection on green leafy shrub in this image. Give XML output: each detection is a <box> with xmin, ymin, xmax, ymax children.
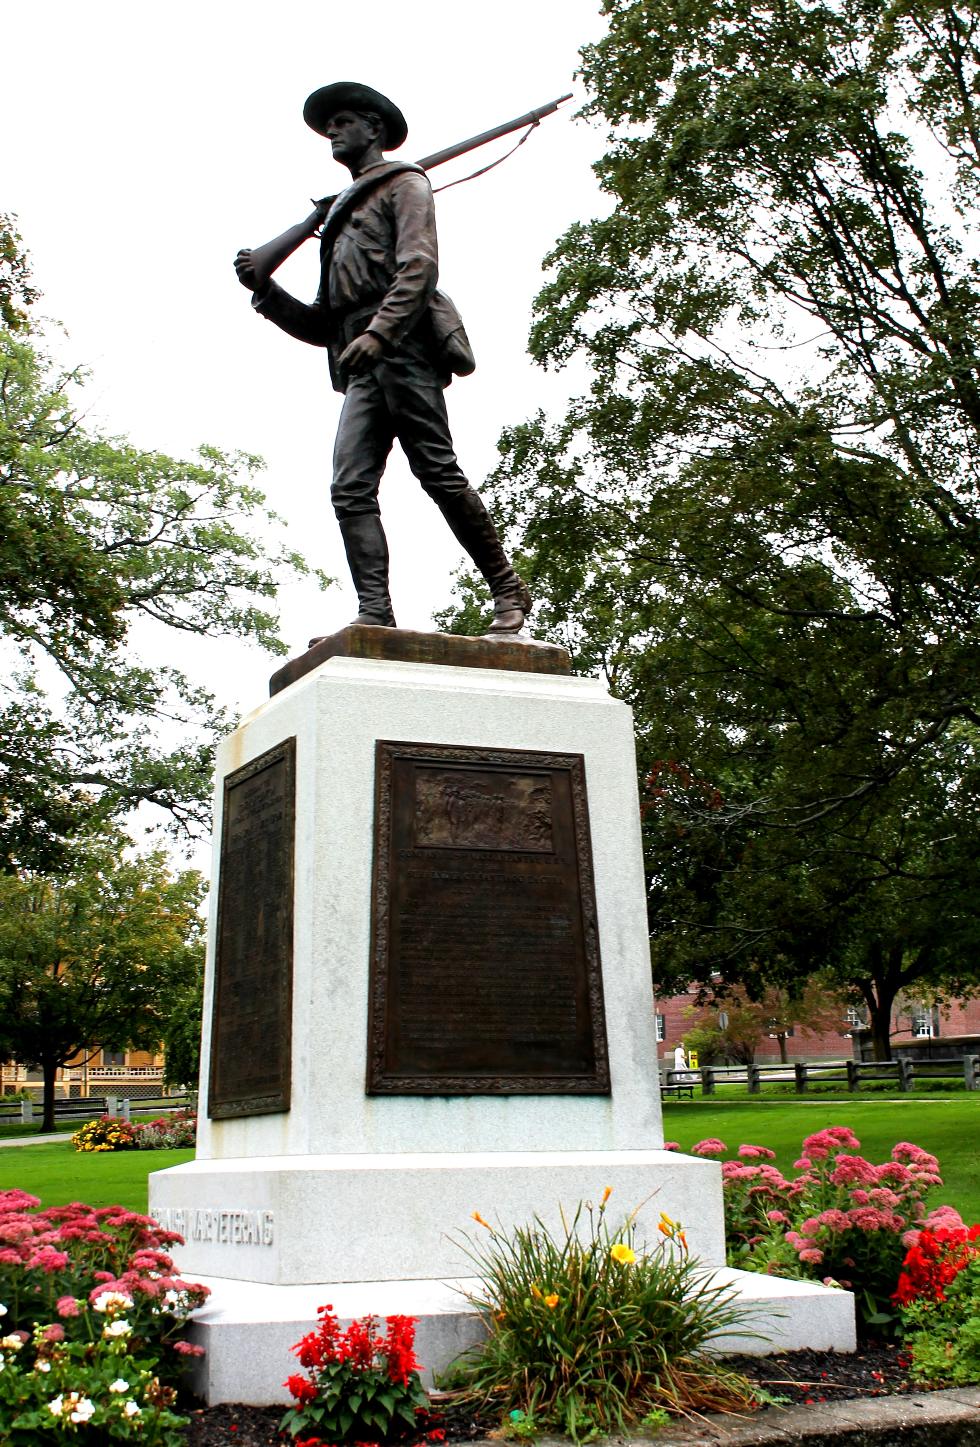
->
<box><xmin>71</xmin><ymin>1116</ymin><xmax>138</xmax><ymax>1152</ymax></box>
<box><xmin>450</xmin><ymin>1192</ymin><xmax>757</xmax><ymax>1440</ymax></box>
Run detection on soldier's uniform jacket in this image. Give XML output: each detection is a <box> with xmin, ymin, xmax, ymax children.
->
<box><xmin>253</xmin><ymin>162</ymin><xmax>473</xmax><ymax>392</ymax></box>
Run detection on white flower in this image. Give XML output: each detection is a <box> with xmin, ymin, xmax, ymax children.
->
<box><xmin>48</xmin><ymin>1394</ymin><xmax>65</xmax><ymax>1416</ymax></box>
<box><xmin>124</xmin><ymin>1400</ymin><xmax>141</xmax><ymax>1418</ymax></box>
<box><xmin>0</xmin><ymin>1355</ymin><xmax>5</xmax><ymax>1372</ymax></box>
<box><xmin>36</xmin><ymin>1360</ymin><xmax>52</xmax><ymax>1373</ymax></box>
<box><xmin>70</xmin><ymin>1396</ymin><xmax>96</xmax><ymax>1423</ymax></box>
<box><xmin>103</xmin><ymin>1318</ymin><xmax>132</xmax><ymax>1339</ymax></box>
<box><xmin>92</xmin><ymin>1290</ymin><xmax>134</xmax><ymax>1315</ymax></box>
<box><xmin>0</xmin><ymin>1303</ymin><xmax>7</xmax><ymax>1316</ymax></box>
<box><xmin>109</xmin><ymin>1378</ymin><xmax>129</xmax><ymax>1393</ymax></box>
<box><xmin>1</xmin><ymin>1334</ymin><xmax>23</xmax><ymax>1350</ymax></box>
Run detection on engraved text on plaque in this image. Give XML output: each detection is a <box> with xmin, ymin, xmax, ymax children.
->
<box><xmin>208</xmin><ymin>738</ymin><xmax>295</xmax><ymax>1118</ymax></box>
<box><xmin>368</xmin><ymin>742</ymin><xmax>609</xmax><ymax>1094</ymax></box>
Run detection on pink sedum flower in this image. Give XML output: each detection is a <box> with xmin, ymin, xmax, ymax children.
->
<box><xmin>691</xmin><ymin>1138</ymin><xmax>728</xmax><ymax>1157</ymax></box>
<box><xmin>27</xmin><ymin>1246</ymin><xmax>69</xmax><ymax>1273</ymax></box>
<box><xmin>816</xmin><ymin>1209</ymin><xmax>851</xmax><ymax>1232</ymax></box>
<box><xmin>801</xmin><ymin>1126</ymin><xmax>861</xmax><ymax>1160</ymax></box>
<box><xmin>828</xmin><ymin>1155</ymin><xmax>878</xmax><ymax>1188</ymax></box>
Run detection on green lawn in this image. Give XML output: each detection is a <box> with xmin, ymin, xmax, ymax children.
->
<box><xmin>662</xmin><ymin>1095</ymin><xmax>980</xmax><ymax>1220</ymax></box>
<box><xmin>0</xmin><ymin>1095</ymin><xmax>976</xmax><ymax>1223</ymax></box>
<box><xmin>0</xmin><ymin>1144</ymin><xmax>194</xmax><ymax>1213</ymax></box>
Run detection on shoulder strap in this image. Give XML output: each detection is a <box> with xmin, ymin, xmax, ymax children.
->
<box><xmin>319</xmin><ymin>162</ymin><xmax>426</xmax><ymax>255</ymax></box>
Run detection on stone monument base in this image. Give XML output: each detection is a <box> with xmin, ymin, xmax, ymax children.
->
<box><xmin>149</xmin><ymin>1148</ymin><xmax>726</xmax><ymax>1285</ymax></box>
<box><xmin>151</xmin><ymin>643</ymin><xmax>855</xmax><ymax>1404</ymax></box>
<box><xmin>182</xmin><ymin>1269</ymin><xmax>856</xmax><ymax>1406</ymax></box>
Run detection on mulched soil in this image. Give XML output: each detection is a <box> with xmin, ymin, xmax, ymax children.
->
<box><xmin>725</xmin><ymin>1342</ymin><xmax>914</xmax><ymax>1407</ymax></box>
<box><xmin>180</xmin><ymin>1344</ymin><xmax>914</xmax><ymax>1445</ymax></box>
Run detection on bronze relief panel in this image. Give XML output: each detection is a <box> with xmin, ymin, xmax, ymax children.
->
<box><xmin>368</xmin><ymin>741</ymin><xmax>610</xmax><ymax>1095</ymax></box>
<box><xmin>208</xmin><ymin>738</ymin><xmax>295</xmax><ymax>1119</ymax></box>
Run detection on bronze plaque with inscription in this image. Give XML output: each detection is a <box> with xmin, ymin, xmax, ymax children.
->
<box><xmin>208</xmin><ymin>738</ymin><xmax>295</xmax><ymax>1118</ymax></box>
<box><xmin>368</xmin><ymin>742</ymin><xmax>610</xmax><ymax>1094</ymax></box>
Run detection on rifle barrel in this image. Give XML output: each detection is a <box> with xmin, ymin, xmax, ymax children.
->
<box><xmin>415</xmin><ymin>92</ymin><xmax>573</xmax><ymax>172</ymax></box>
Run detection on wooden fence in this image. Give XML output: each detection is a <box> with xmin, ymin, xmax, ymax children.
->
<box><xmin>0</xmin><ymin>1094</ymin><xmax>194</xmax><ymax>1128</ymax></box>
<box><xmin>662</xmin><ymin>1055</ymin><xmax>980</xmax><ymax>1097</ymax></box>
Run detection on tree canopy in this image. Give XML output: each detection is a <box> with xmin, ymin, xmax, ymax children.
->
<box><xmin>0</xmin><ymin>214</ymin><xmax>324</xmax><ymax>867</ymax></box>
<box><xmin>444</xmin><ymin>0</ymin><xmax>980</xmax><ymax>1056</ymax></box>
<box><xmin>0</xmin><ymin>830</ymin><xmax>205</xmax><ymax>1131</ymax></box>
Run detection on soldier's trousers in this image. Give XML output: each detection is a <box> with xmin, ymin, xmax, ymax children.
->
<box><xmin>331</xmin><ymin>347</ymin><xmax>470</xmax><ymax>519</ymax></box>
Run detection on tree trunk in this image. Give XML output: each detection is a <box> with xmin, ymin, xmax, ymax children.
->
<box><xmin>862</xmin><ymin>984</ymin><xmax>896</xmax><ymax>1061</ymax></box>
<box><xmin>40</xmin><ymin>1058</ymin><xmax>58</xmax><ymax>1134</ymax></box>
<box><xmin>777</xmin><ymin>1032</ymin><xmax>790</xmax><ymax>1065</ymax></box>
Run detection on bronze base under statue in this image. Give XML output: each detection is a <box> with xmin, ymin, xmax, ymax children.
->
<box><xmin>268</xmin><ymin>625</ymin><xmax>572</xmax><ymax>696</ymax></box>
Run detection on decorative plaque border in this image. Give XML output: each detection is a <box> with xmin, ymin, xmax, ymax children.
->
<box><xmin>208</xmin><ymin>737</ymin><xmax>295</xmax><ymax>1119</ymax></box>
<box><xmin>367</xmin><ymin>740</ymin><xmax>610</xmax><ymax>1095</ymax></box>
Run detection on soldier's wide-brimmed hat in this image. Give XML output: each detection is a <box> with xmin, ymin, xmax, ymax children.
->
<box><xmin>303</xmin><ymin>81</ymin><xmax>407</xmax><ymax>150</ymax></box>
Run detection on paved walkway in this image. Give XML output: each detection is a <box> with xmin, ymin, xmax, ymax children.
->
<box><xmin>494</xmin><ymin>1388</ymin><xmax>980</xmax><ymax>1447</ymax></box>
<box><xmin>0</xmin><ymin>1132</ymin><xmax>73</xmax><ymax>1147</ymax></box>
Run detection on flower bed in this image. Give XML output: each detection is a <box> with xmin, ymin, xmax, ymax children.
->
<box><xmin>72</xmin><ymin>1109</ymin><xmax>197</xmax><ymax>1153</ymax></box>
<box><xmin>281</xmin><ymin>1306</ymin><xmax>433</xmax><ymax>1444</ymax></box>
<box><xmin>895</xmin><ymin>1222</ymin><xmax>980</xmax><ymax>1385</ymax></box>
<box><xmin>446</xmin><ymin>1193</ymin><xmax>757</xmax><ymax>1440</ymax></box>
<box><xmin>0</xmin><ymin>1188</ymin><xmax>208</xmax><ymax>1443</ymax></box>
<box><xmin>704</xmin><ymin>1126</ymin><xmax>970</xmax><ymax>1337</ymax></box>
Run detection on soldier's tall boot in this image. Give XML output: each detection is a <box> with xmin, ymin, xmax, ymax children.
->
<box><xmin>434</xmin><ymin>488</ymin><xmax>532</xmax><ymax>634</ymax></box>
<box><xmin>338</xmin><ymin>513</ymin><xmax>397</xmax><ymax>628</ymax></box>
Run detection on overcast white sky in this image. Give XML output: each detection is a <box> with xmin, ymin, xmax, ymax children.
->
<box><xmin>3</xmin><ymin>0</ymin><xmax>609</xmax><ymax>720</ymax></box>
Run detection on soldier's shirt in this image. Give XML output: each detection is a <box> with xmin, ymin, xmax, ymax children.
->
<box><xmin>326</xmin><ymin>163</ymin><xmax>439</xmax><ymax>354</ymax></box>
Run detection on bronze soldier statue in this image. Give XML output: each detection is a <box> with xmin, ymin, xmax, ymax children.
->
<box><xmin>234</xmin><ymin>81</ymin><xmax>532</xmax><ymax>634</ymax></box>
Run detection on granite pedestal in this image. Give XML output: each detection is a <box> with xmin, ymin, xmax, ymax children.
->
<box><xmin>150</xmin><ymin>632</ymin><xmax>854</xmax><ymax>1403</ymax></box>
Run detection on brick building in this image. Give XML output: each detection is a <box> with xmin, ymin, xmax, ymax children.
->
<box><xmin>653</xmin><ymin>986</ymin><xmax>980</xmax><ymax>1064</ymax></box>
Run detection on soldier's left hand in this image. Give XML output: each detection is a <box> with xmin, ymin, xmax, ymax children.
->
<box><xmin>340</xmin><ymin>333</ymin><xmax>384</xmax><ymax>375</ymax></box>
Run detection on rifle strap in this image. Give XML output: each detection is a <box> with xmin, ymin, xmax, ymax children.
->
<box><xmin>430</xmin><ymin>120</ymin><xmax>540</xmax><ymax>195</ymax></box>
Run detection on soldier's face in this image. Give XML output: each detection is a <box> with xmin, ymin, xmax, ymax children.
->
<box><xmin>324</xmin><ymin>110</ymin><xmax>379</xmax><ymax>166</ymax></box>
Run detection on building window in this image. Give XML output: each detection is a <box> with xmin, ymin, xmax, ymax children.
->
<box><xmin>845</xmin><ymin>1006</ymin><xmax>866</xmax><ymax>1028</ymax></box>
<box><xmin>911</xmin><ymin>1008</ymin><xmax>934</xmax><ymax>1038</ymax></box>
<box><xmin>655</xmin><ymin>1014</ymin><xmax>665</xmax><ymax>1042</ymax></box>
<box><xmin>102</xmin><ymin>1050</ymin><xmax>126</xmax><ymax>1068</ymax></box>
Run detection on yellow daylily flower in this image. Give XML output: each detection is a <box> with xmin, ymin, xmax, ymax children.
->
<box><xmin>544</xmin><ymin>1293</ymin><xmax>559</xmax><ymax>1309</ymax></box>
<box><xmin>610</xmin><ymin>1243</ymin><xmax>636</xmax><ymax>1265</ymax></box>
<box><xmin>472</xmin><ymin>1211</ymin><xmax>493</xmax><ymax>1231</ymax></box>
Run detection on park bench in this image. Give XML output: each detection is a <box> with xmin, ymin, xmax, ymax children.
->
<box><xmin>661</xmin><ymin>1069</ymin><xmax>698</xmax><ymax>1099</ymax></box>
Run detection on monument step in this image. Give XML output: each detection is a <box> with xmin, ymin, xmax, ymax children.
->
<box><xmin>181</xmin><ymin>1268</ymin><xmax>857</xmax><ymax>1407</ymax></box>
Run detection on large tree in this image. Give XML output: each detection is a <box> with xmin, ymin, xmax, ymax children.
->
<box><xmin>0</xmin><ymin>830</ymin><xmax>205</xmax><ymax>1132</ymax></box>
<box><xmin>442</xmin><ymin>0</ymin><xmax>980</xmax><ymax>1055</ymax></box>
<box><xmin>0</xmin><ymin>215</ymin><xmax>323</xmax><ymax>866</ymax></box>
